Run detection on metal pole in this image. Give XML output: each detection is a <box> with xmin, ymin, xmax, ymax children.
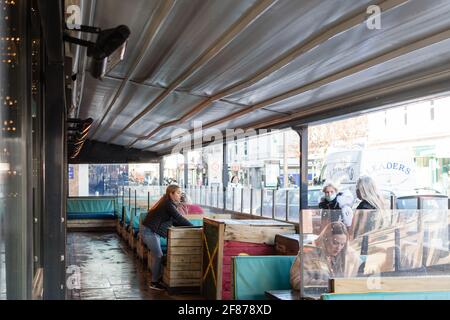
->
<box><xmin>121</xmin><ymin>186</ymin><xmax>125</xmax><ymax>224</ymax></box>
<box><xmin>250</xmin><ymin>188</ymin><xmax>253</xmax><ymax>215</ymax></box>
<box><xmin>40</xmin><ymin>0</ymin><xmax>67</xmax><ymax>299</ymax></box>
<box><xmin>122</xmin><ymin>185</ymin><xmax>124</xmax><ymax>209</ymax></box>
<box><xmin>394</xmin><ymin>228</ymin><xmax>400</xmax><ymax>271</ymax></box>
<box><xmin>272</xmin><ymin>189</ymin><xmax>276</xmax><ymax>219</ymax></box>
<box><xmin>294</xmin><ymin>126</ymin><xmax>308</xmax><ymax>299</ymax></box>
<box><xmin>159</xmin><ymin>157</ymin><xmax>164</xmax><ymax>186</ymax></box>
<box><xmin>297</xmin><ymin>126</ymin><xmax>308</xmax><ymax>210</ymax></box>
<box><xmin>184</xmin><ymin>151</ymin><xmax>188</xmax><ymax>189</ymax></box>
<box><xmin>283</xmin><ymin>131</ymin><xmax>289</xmax><ymax>188</ymax></box>
<box><xmin>232</xmin><ymin>187</ymin><xmax>235</xmax><ymax>212</ymax></box>
<box><xmin>210</xmin><ymin>186</ymin><xmax>213</xmax><ymax>207</ymax></box>
<box><xmin>241</xmin><ymin>188</ymin><xmax>244</xmax><ymax>213</ymax></box>
<box><xmin>390</xmin><ymin>194</ymin><xmax>396</xmax><ymax>209</ymax></box>
<box><xmin>286</xmin><ymin>190</ymin><xmax>289</xmax><ymax>222</ymax></box>
<box><xmin>217</xmin><ymin>186</ymin><xmax>220</xmax><ymax>208</ymax></box>
<box><xmin>134</xmin><ymin>189</ymin><xmax>137</xmax><ymax>229</ymax></box>
<box><xmin>261</xmin><ymin>189</ymin><xmax>264</xmax><ymax>216</ymax></box>
<box><xmin>147</xmin><ymin>191</ymin><xmax>150</xmax><ymax>211</ymax></box>
<box><xmin>128</xmin><ymin>188</ymin><xmax>131</xmax><ymax>211</ymax></box>
<box><xmin>223</xmin><ymin>140</ymin><xmax>229</xmax><ymax>212</ymax></box>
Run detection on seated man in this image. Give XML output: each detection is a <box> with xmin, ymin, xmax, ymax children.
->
<box><xmin>290</xmin><ymin>221</ymin><xmax>359</xmax><ymax>289</ymax></box>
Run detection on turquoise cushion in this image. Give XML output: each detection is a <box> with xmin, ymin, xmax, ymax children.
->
<box><xmin>67</xmin><ymin>198</ymin><xmax>115</xmax><ymax>220</ymax></box>
<box><xmin>189</xmin><ymin>219</ymin><xmax>203</xmax><ymax>227</ymax></box>
<box><xmin>322</xmin><ymin>291</ymin><xmax>450</xmax><ymax>300</ymax></box>
<box><xmin>160</xmin><ymin>236</ymin><xmax>167</xmax><ymax>254</ymax></box>
<box><xmin>131</xmin><ymin>208</ymin><xmax>141</xmax><ymax>232</ymax></box>
<box><xmin>123</xmin><ymin>207</ymin><xmax>130</xmax><ymax>225</ymax></box>
<box><xmin>68</xmin><ymin>213</ymin><xmax>115</xmax><ymax>220</ymax></box>
<box><xmin>233</xmin><ymin>255</ymin><xmax>296</xmax><ymax>300</ymax></box>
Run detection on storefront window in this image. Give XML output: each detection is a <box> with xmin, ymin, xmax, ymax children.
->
<box><xmin>308</xmin><ymin>96</ymin><xmax>450</xmax><ymax>208</ymax></box>
<box><xmin>227</xmin><ymin>129</ymin><xmax>300</xmax><ymax>189</ymax></box>
<box><xmin>163</xmin><ymin>154</ymin><xmax>184</xmax><ymax>186</ymax></box>
<box><xmin>297</xmin><ymin>208</ymin><xmax>450</xmax><ymax>299</ymax></box>
<box><xmin>0</xmin><ymin>0</ymin><xmax>33</xmax><ymax>299</ymax></box>
<box><xmin>68</xmin><ymin>163</ymin><xmax>159</xmax><ymax>197</ymax></box>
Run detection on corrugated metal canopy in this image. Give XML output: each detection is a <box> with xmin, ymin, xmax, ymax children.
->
<box><xmin>73</xmin><ymin>0</ymin><xmax>450</xmax><ymax>156</ymax></box>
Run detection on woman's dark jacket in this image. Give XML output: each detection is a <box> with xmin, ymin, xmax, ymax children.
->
<box><xmin>143</xmin><ymin>198</ymin><xmax>193</xmax><ymax>238</ymax></box>
<box><xmin>356</xmin><ymin>199</ymin><xmax>376</xmax><ymax>210</ymax></box>
<box><xmin>319</xmin><ymin>193</ymin><xmax>342</xmax><ymax>210</ymax></box>
<box><xmin>319</xmin><ymin>192</ymin><xmax>342</xmax><ymax>223</ymax></box>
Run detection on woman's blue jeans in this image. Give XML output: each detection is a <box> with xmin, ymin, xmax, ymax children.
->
<box><xmin>141</xmin><ymin>226</ymin><xmax>163</xmax><ymax>282</ymax></box>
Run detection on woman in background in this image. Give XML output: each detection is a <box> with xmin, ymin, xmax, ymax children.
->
<box><xmin>177</xmin><ymin>192</ymin><xmax>204</xmax><ymax>215</ymax></box>
<box><xmin>290</xmin><ymin>221</ymin><xmax>359</xmax><ymax>289</ymax></box>
<box><xmin>355</xmin><ymin>176</ymin><xmax>386</xmax><ymax>210</ymax></box>
<box><xmin>319</xmin><ymin>183</ymin><xmax>354</xmax><ymax>230</ymax></box>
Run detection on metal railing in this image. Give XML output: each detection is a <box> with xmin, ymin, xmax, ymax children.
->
<box><xmin>185</xmin><ymin>185</ymin><xmax>300</xmax><ymax>223</ymax></box>
<box><xmin>113</xmin><ymin>184</ymin><xmax>447</xmax><ymax>225</ymax></box>
<box><xmin>112</xmin><ymin>185</ymin><xmax>302</xmax><ymax>223</ymax></box>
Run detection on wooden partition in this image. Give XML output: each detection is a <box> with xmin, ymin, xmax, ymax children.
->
<box><xmin>202</xmin><ymin>218</ymin><xmax>295</xmax><ymax>300</ymax></box>
<box><xmin>330</xmin><ymin>275</ymin><xmax>450</xmax><ymax>294</ymax></box>
<box><xmin>163</xmin><ymin>227</ymin><xmax>203</xmax><ymax>293</ymax></box>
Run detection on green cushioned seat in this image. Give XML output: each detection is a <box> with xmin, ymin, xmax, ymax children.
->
<box><xmin>233</xmin><ymin>255</ymin><xmax>296</xmax><ymax>300</ymax></box>
<box><xmin>131</xmin><ymin>208</ymin><xmax>141</xmax><ymax>232</ymax></box>
<box><xmin>114</xmin><ymin>198</ymin><xmax>123</xmax><ymax>217</ymax></box>
<box><xmin>189</xmin><ymin>219</ymin><xmax>203</xmax><ymax>227</ymax></box>
<box><xmin>67</xmin><ymin>198</ymin><xmax>116</xmax><ymax>220</ymax></box>
<box><xmin>160</xmin><ymin>237</ymin><xmax>167</xmax><ymax>254</ymax></box>
<box><xmin>120</xmin><ymin>207</ymin><xmax>131</xmax><ymax>225</ymax></box>
<box><xmin>322</xmin><ymin>291</ymin><xmax>450</xmax><ymax>300</ymax></box>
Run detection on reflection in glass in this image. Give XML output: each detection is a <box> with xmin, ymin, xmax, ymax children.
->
<box><xmin>297</xmin><ymin>209</ymin><xmax>450</xmax><ymax>299</ymax></box>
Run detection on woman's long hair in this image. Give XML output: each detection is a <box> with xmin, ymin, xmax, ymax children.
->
<box><xmin>315</xmin><ymin>222</ymin><xmax>349</xmax><ymax>276</ymax></box>
<box><xmin>356</xmin><ymin>176</ymin><xmax>386</xmax><ymax>209</ymax></box>
<box><xmin>149</xmin><ymin>184</ymin><xmax>180</xmax><ymax>213</ymax></box>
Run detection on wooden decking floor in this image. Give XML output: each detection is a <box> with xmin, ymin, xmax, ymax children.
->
<box><xmin>67</xmin><ymin>232</ymin><xmax>203</xmax><ymax>300</ymax></box>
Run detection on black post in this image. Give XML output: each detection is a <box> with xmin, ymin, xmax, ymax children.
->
<box><xmin>121</xmin><ymin>186</ymin><xmax>125</xmax><ymax>224</ymax></box>
<box><xmin>39</xmin><ymin>0</ymin><xmax>66</xmax><ymax>300</ymax></box>
<box><xmin>358</xmin><ymin>235</ymin><xmax>369</xmax><ymax>275</ymax></box>
<box><xmin>128</xmin><ymin>188</ymin><xmax>131</xmax><ymax>212</ymax></box>
<box><xmin>390</xmin><ymin>194</ymin><xmax>396</xmax><ymax>210</ymax></box>
<box><xmin>134</xmin><ymin>189</ymin><xmax>137</xmax><ymax>228</ymax></box>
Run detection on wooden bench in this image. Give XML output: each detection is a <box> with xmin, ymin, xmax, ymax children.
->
<box><xmin>202</xmin><ymin>218</ymin><xmax>295</xmax><ymax>300</ymax></box>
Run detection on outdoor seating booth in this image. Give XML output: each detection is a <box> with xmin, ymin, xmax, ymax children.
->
<box><xmin>231</xmin><ymin>208</ymin><xmax>450</xmax><ymax>300</ymax></box>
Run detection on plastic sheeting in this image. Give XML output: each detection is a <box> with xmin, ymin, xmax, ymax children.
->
<box><xmin>77</xmin><ymin>0</ymin><xmax>450</xmax><ymax>154</ymax></box>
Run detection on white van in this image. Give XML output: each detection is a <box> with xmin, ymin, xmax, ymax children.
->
<box><xmin>317</xmin><ymin>146</ymin><xmax>417</xmax><ymax>198</ymax></box>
